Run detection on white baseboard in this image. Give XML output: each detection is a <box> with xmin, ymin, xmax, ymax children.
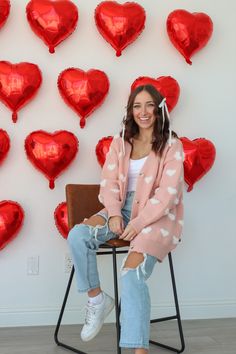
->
<box><xmin>0</xmin><ymin>300</ymin><xmax>236</xmax><ymax>327</ymax></box>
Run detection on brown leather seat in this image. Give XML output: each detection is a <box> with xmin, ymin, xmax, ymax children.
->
<box><xmin>66</xmin><ymin>184</ymin><xmax>129</xmax><ymax>248</ymax></box>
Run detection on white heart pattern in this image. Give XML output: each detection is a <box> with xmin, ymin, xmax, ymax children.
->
<box><xmin>100</xmin><ymin>179</ymin><xmax>107</xmax><ymax>187</ymax></box>
<box><xmin>166</xmin><ymin>169</ymin><xmax>176</xmax><ymax>177</ymax></box>
<box><xmin>174</xmin><ymin>197</ymin><xmax>179</xmax><ymax>205</ymax></box>
<box><xmin>172</xmin><ymin>236</ymin><xmax>179</xmax><ymax>245</ymax></box>
<box><xmin>108</xmin><ymin>163</ymin><xmax>116</xmax><ymax>171</ymax></box>
<box><xmin>178</xmin><ymin>220</ymin><xmax>184</xmax><ymax>226</ymax></box>
<box><xmin>110</xmin><ymin>188</ymin><xmax>119</xmax><ymax>193</ymax></box>
<box><xmin>167</xmin><ymin>187</ymin><xmax>177</xmax><ymax>195</ymax></box>
<box><xmin>174</xmin><ymin>151</ymin><xmax>182</xmax><ymax>161</ymax></box>
<box><xmin>164</xmin><ymin>208</ymin><xmax>169</xmax><ymax>215</ymax></box>
<box><xmin>144</xmin><ymin>176</ymin><xmax>153</xmax><ymax>184</ymax></box>
<box><xmin>119</xmin><ymin>174</ymin><xmax>126</xmax><ymax>182</ymax></box>
<box><xmin>160</xmin><ymin>228</ymin><xmax>169</xmax><ymax>237</ymax></box>
<box><xmin>142</xmin><ymin>226</ymin><xmax>152</xmax><ymax>234</ymax></box>
<box><xmin>168</xmin><ymin>212</ymin><xmax>176</xmax><ymax>221</ymax></box>
<box><xmin>150</xmin><ymin>198</ymin><xmax>160</xmax><ymax>205</ymax></box>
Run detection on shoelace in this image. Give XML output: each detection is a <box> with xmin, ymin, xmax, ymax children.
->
<box><xmin>84</xmin><ymin>304</ymin><xmax>97</xmax><ymax>325</ymax></box>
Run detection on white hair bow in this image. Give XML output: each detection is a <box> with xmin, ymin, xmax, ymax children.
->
<box><xmin>158</xmin><ymin>97</ymin><xmax>172</xmax><ymax>146</ymax></box>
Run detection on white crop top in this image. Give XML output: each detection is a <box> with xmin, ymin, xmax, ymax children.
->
<box><xmin>127</xmin><ymin>156</ymin><xmax>148</xmax><ymax>192</ymax></box>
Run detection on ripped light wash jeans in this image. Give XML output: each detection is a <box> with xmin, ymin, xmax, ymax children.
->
<box><xmin>67</xmin><ymin>191</ymin><xmax>157</xmax><ymax>349</ymax></box>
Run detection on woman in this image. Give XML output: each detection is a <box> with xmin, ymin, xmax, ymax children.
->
<box><xmin>68</xmin><ymin>84</ymin><xmax>184</xmax><ymax>353</ymax></box>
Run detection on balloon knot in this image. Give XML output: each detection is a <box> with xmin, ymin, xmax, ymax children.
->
<box><xmin>187</xmin><ymin>185</ymin><xmax>193</xmax><ymax>192</ymax></box>
<box><xmin>49</xmin><ymin>46</ymin><xmax>55</xmax><ymax>54</ymax></box>
<box><xmin>12</xmin><ymin>111</ymin><xmax>18</xmax><ymax>123</ymax></box>
<box><xmin>80</xmin><ymin>118</ymin><xmax>86</xmax><ymax>128</ymax></box>
<box><xmin>116</xmin><ymin>50</ymin><xmax>122</xmax><ymax>57</ymax></box>
<box><xmin>186</xmin><ymin>58</ymin><xmax>192</xmax><ymax>65</ymax></box>
<box><xmin>49</xmin><ymin>179</ymin><xmax>55</xmax><ymax>189</ymax></box>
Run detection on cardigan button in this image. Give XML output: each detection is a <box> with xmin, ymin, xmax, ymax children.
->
<box><xmin>135</xmin><ymin>199</ymin><xmax>139</xmax><ymax>204</ymax></box>
<box><xmin>139</xmin><ymin>172</ymin><xmax>144</xmax><ymax>176</ymax></box>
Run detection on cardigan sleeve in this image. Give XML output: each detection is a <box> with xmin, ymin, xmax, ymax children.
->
<box><xmin>98</xmin><ymin>137</ymin><xmax>123</xmax><ymax>218</ymax></box>
<box><xmin>130</xmin><ymin>139</ymin><xmax>184</xmax><ymax>234</ymax></box>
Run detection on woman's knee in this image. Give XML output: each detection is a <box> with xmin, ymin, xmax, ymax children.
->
<box><xmin>123</xmin><ymin>252</ymin><xmax>144</xmax><ymax>269</ymax></box>
<box><xmin>82</xmin><ymin>214</ymin><xmax>106</xmax><ymax>227</ymax></box>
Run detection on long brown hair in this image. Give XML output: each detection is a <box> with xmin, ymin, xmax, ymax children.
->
<box><xmin>120</xmin><ymin>85</ymin><xmax>177</xmax><ymax>155</ymax></box>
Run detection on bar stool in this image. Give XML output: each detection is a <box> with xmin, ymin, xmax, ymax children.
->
<box><xmin>54</xmin><ymin>184</ymin><xmax>185</xmax><ymax>353</ymax></box>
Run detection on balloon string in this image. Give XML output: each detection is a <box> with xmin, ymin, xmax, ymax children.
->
<box><xmin>12</xmin><ymin>111</ymin><xmax>18</xmax><ymax>123</ymax></box>
<box><xmin>49</xmin><ymin>46</ymin><xmax>55</xmax><ymax>54</ymax></box>
<box><xmin>49</xmin><ymin>179</ymin><xmax>55</xmax><ymax>189</ymax></box>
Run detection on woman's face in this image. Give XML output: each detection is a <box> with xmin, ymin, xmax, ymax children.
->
<box><xmin>132</xmin><ymin>90</ymin><xmax>156</xmax><ymax>131</ymax></box>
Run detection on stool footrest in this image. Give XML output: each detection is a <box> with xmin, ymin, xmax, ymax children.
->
<box><xmin>151</xmin><ymin>315</ymin><xmax>177</xmax><ymax>323</ymax></box>
<box><xmin>150</xmin><ymin>339</ymin><xmax>185</xmax><ymax>353</ymax></box>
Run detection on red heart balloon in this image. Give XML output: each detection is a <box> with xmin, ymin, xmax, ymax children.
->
<box><xmin>95</xmin><ymin>1</ymin><xmax>146</xmax><ymax>56</ymax></box>
<box><xmin>0</xmin><ymin>200</ymin><xmax>24</xmax><ymax>251</ymax></box>
<box><xmin>58</xmin><ymin>68</ymin><xmax>109</xmax><ymax>128</ymax></box>
<box><xmin>54</xmin><ymin>202</ymin><xmax>69</xmax><ymax>239</ymax></box>
<box><xmin>0</xmin><ymin>61</ymin><xmax>42</xmax><ymax>122</ymax></box>
<box><xmin>26</xmin><ymin>0</ymin><xmax>78</xmax><ymax>53</ymax></box>
<box><xmin>131</xmin><ymin>76</ymin><xmax>180</xmax><ymax>112</ymax></box>
<box><xmin>0</xmin><ymin>0</ymin><xmax>10</xmax><ymax>30</ymax></box>
<box><xmin>96</xmin><ymin>136</ymin><xmax>113</xmax><ymax>167</ymax></box>
<box><xmin>0</xmin><ymin>129</ymin><xmax>10</xmax><ymax>165</ymax></box>
<box><xmin>180</xmin><ymin>137</ymin><xmax>216</xmax><ymax>192</ymax></box>
<box><xmin>167</xmin><ymin>9</ymin><xmax>213</xmax><ymax>65</ymax></box>
<box><xmin>25</xmin><ymin>130</ymin><xmax>78</xmax><ymax>189</ymax></box>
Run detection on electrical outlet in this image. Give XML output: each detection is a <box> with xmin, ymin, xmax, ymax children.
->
<box><xmin>64</xmin><ymin>253</ymin><xmax>73</xmax><ymax>273</ymax></box>
<box><xmin>27</xmin><ymin>256</ymin><xmax>39</xmax><ymax>275</ymax></box>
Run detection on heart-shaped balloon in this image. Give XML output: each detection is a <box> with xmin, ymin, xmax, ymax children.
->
<box><xmin>0</xmin><ymin>200</ymin><xmax>24</xmax><ymax>251</ymax></box>
<box><xmin>131</xmin><ymin>76</ymin><xmax>180</xmax><ymax>112</ymax></box>
<box><xmin>0</xmin><ymin>0</ymin><xmax>10</xmax><ymax>30</ymax></box>
<box><xmin>0</xmin><ymin>61</ymin><xmax>42</xmax><ymax>122</ymax></box>
<box><xmin>25</xmin><ymin>130</ymin><xmax>78</xmax><ymax>189</ymax></box>
<box><xmin>26</xmin><ymin>0</ymin><xmax>78</xmax><ymax>53</ymax></box>
<box><xmin>180</xmin><ymin>137</ymin><xmax>216</xmax><ymax>192</ymax></box>
<box><xmin>54</xmin><ymin>202</ymin><xmax>69</xmax><ymax>238</ymax></box>
<box><xmin>0</xmin><ymin>129</ymin><xmax>10</xmax><ymax>165</ymax></box>
<box><xmin>96</xmin><ymin>136</ymin><xmax>113</xmax><ymax>167</ymax></box>
<box><xmin>95</xmin><ymin>1</ymin><xmax>146</xmax><ymax>56</ymax></box>
<box><xmin>167</xmin><ymin>9</ymin><xmax>213</xmax><ymax>65</ymax></box>
<box><xmin>58</xmin><ymin>68</ymin><xmax>109</xmax><ymax>128</ymax></box>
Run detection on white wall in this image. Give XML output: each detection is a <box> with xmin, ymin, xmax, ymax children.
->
<box><xmin>0</xmin><ymin>0</ymin><xmax>235</xmax><ymax>327</ymax></box>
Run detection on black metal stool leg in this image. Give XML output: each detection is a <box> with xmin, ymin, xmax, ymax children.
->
<box><xmin>168</xmin><ymin>253</ymin><xmax>185</xmax><ymax>353</ymax></box>
<box><xmin>112</xmin><ymin>247</ymin><xmax>122</xmax><ymax>354</ymax></box>
<box><xmin>54</xmin><ymin>266</ymin><xmax>87</xmax><ymax>354</ymax></box>
<box><xmin>149</xmin><ymin>253</ymin><xmax>185</xmax><ymax>353</ymax></box>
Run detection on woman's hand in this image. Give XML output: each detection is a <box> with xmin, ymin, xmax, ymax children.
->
<box><xmin>108</xmin><ymin>216</ymin><xmax>124</xmax><ymax>235</ymax></box>
<box><xmin>119</xmin><ymin>223</ymin><xmax>137</xmax><ymax>241</ymax></box>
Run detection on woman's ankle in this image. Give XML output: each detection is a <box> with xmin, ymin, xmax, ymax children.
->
<box><xmin>88</xmin><ymin>287</ymin><xmax>102</xmax><ymax>298</ymax></box>
<box><xmin>134</xmin><ymin>349</ymin><xmax>148</xmax><ymax>354</ymax></box>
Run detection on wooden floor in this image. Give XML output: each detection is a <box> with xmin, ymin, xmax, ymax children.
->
<box><xmin>0</xmin><ymin>318</ymin><xmax>236</xmax><ymax>354</ymax></box>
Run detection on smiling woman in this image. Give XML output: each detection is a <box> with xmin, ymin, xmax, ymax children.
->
<box><xmin>67</xmin><ymin>84</ymin><xmax>184</xmax><ymax>354</ymax></box>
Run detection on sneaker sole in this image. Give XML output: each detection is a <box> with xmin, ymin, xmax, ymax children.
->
<box><xmin>81</xmin><ymin>298</ymin><xmax>115</xmax><ymax>342</ymax></box>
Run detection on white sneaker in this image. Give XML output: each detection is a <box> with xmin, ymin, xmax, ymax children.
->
<box><xmin>81</xmin><ymin>292</ymin><xmax>115</xmax><ymax>341</ymax></box>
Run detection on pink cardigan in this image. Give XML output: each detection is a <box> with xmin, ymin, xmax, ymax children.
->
<box><xmin>98</xmin><ymin>135</ymin><xmax>184</xmax><ymax>261</ymax></box>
